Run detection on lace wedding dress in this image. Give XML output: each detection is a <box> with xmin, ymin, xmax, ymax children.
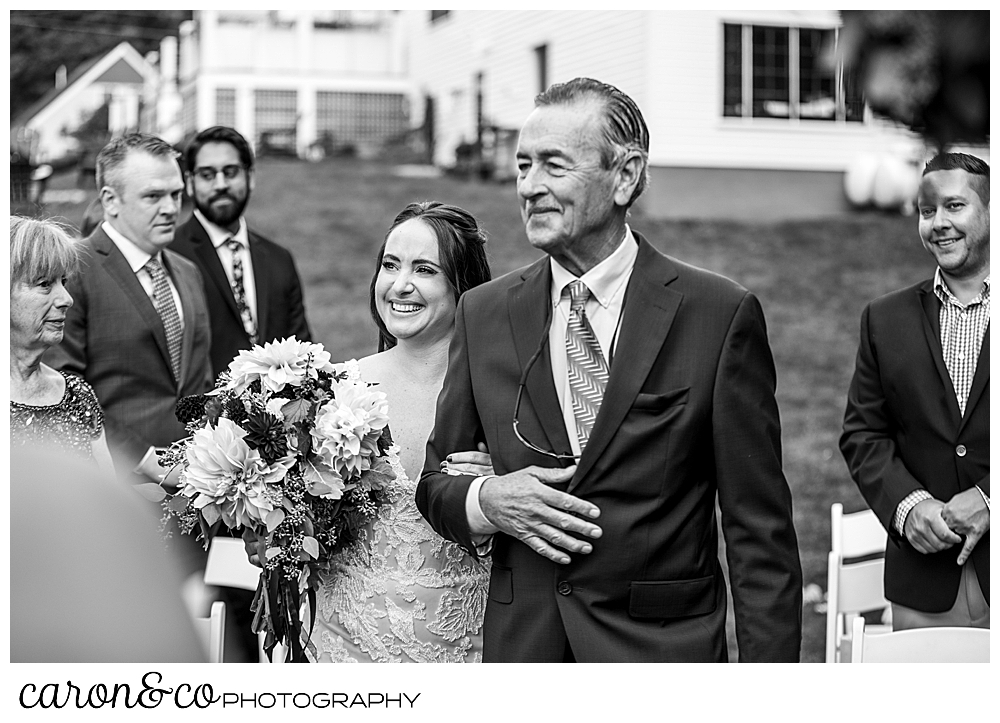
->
<box><xmin>307</xmin><ymin>360</ymin><xmax>490</xmax><ymax>663</ymax></box>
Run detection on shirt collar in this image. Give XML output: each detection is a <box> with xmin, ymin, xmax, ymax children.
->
<box><xmin>102</xmin><ymin>221</ymin><xmax>159</xmax><ymax>273</ymax></box>
<box><xmin>194</xmin><ymin>208</ymin><xmax>248</xmax><ymax>249</ymax></box>
<box><xmin>933</xmin><ymin>267</ymin><xmax>991</xmax><ymax>305</ymax></box>
<box><xmin>549</xmin><ymin>225</ymin><xmax>638</xmax><ymax>309</ymax></box>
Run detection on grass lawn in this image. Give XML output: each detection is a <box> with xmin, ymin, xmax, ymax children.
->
<box><xmin>34</xmin><ymin>156</ymin><xmax>933</xmax><ymax>662</ymax></box>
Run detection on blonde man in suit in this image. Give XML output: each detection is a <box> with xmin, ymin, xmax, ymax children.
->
<box><xmin>47</xmin><ymin>133</ymin><xmax>212</xmax><ymax>488</ymax></box>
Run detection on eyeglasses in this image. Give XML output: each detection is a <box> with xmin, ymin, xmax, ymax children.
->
<box><xmin>193</xmin><ymin>165</ymin><xmax>245</xmax><ymax>182</ymax></box>
<box><xmin>512</xmin><ymin>312</ymin><xmax>581</xmax><ymax>462</ymax></box>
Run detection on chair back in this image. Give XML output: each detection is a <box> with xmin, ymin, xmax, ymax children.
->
<box><xmin>825</xmin><ymin>503</ymin><xmax>889</xmax><ymax>662</ymax></box>
<box><xmin>193</xmin><ymin>600</ymin><xmax>226</xmax><ymax>663</ymax></box>
<box><xmin>851</xmin><ymin>618</ymin><xmax>990</xmax><ymax>662</ymax></box>
<box><xmin>204</xmin><ymin>537</ymin><xmax>261</xmax><ymax>591</ymax></box>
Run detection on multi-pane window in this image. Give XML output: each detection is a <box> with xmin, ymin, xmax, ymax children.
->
<box><xmin>316</xmin><ymin>92</ymin><xmax>408</xmax><ymax>144</ymax></box>
<box><xmin>254</xmin><ymin>90</ymin><xmax>297</xmax><ymax>131</ymax></box>
<box><xmin>181</xmin><ymin>87</ymin><xmax>198</xmax><ymax>135</ymax></box>
<box><xmin>254</xmin><ymin>90</ymin><xmax>297</xmax><ymax>149</ymax></box>
<box><xmin>723</xmin><ymin>23</ymin><xmax>864</xmax><ymax>122</ymax></box>
<box><xmin>215</xmin><ymin>88</ymin><xmax>236</xmax><ymax>128</ymax></box>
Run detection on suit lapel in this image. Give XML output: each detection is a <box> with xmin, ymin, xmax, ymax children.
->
<box><xmin>571</xmin><ymin>236</ymin><xmax>681</xmax><ymax>488</ymax></box>
<box><xmin>508</xmin><ymin>258</ymin><xmax>574</xmax><ymax>461</ymax></box>
<box><xmin>189</xmin><ymin>218</ymin><xmax>243</xmax><ymax>325</ymax></box>
<box><xmin>248</xmin><ymin>231</ymin><xmax>270</xmax><ymax>341</ymax></box>
<box><xmin>93</xmin><ymin>229</ymin><xmax>175</xmax><ymax>380</ymax></box>
<box><xmin>960</xmin><ymin>325</ymin><xmax>989</xmax><ymax>432</ymax></box>
<box><xmin>918</xmin><ymin>283</ymin><xmax>962</xmax><ymax>425</ymax></box>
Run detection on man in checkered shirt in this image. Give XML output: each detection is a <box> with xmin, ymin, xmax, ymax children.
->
<box><xmin>841</xmin><ymin>152</ymin><xmax>989</xmax><ymax>630</ymax></box>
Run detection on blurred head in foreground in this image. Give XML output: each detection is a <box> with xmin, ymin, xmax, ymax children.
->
<box><xmin>10</xmin><ymin>445</ymin><xmax>205</xmax><ymax>662</ymax></box>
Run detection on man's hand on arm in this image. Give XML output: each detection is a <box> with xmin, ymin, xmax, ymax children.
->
<box><xmin>903</xmin><ymin>498</ymin><xmax>962</xmax><ymax>554</ymax></box>
<box><xmin>941</xmin><ymin>487</ymin><xmax>990</xmax><ymax>565</ymax></box>
<box><xmin>478</xmin><ymin>465</ymin><xmax>602</xmax><ymax>565</ymax></box>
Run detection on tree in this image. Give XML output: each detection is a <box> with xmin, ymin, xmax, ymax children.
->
<box><xmin>10</xmin><ymin>10</ymin><xmax>192</xmax><ymax>121</ymax></box>
<box><xmin>836</xmin><ymin>10</ymin><xmax>989</xmax><ymax>149</ymax></box>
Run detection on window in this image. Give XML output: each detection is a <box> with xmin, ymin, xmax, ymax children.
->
<box><xmin>254</xmin><ymin>90</ymin><xmax>297</xmax><ymax>150</ymax></box>
<box><xmin>316</xmin><ymin>91</ymin><xmax>408</xmax><ymax>144</ymax></box>
<box><xmin>215</xmin><ymin>88</ymin><xmax>236</xmax><ymax>128</ymax></box>
<box><xmin>534</xmin><ymin>44</ymin><xmax>549</xmax><ymax>95</ymax></box>
<box><xmin>723</xmin><ymin>23</ymin><xmax>864</xmax><ymax>122</ymax></box>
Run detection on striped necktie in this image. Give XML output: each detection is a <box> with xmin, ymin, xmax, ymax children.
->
<box><xmin>565</xmin><ymin>280</ymin><xmax>609</xmax><ymax>450</ymax></box>
<box><xmin>226</xmin><ymin>237</ymin><xmax>258</xmax><ymax>345</ymax></box>
<box><xmin>145</xmin><ymin>256</ymin><xmax>183</xmax><ymax>381</ymax></box>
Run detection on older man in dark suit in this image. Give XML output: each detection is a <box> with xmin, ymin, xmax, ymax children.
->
<box><xmin>170</xmin><ymin>126</ymin><xmax>311</xmax><ymax>378</ymax></box>
<box><xmin>416</xmin><ymin>78</ymin><xmax>802</xmax><ymax>662</ymax></box>
<box><xmin>841</xmin><ymin>152</ymin><xmax>989</xmax><ymax>630</ymax></box>
<box><xmin>48</xmin><ymin>133</ymin><xmax>213</xmax><ymax>486</ymax></box>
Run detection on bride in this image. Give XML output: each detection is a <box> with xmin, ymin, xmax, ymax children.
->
<box><xmin>308</xmin><ymin>202</ymin><xmax>494</xmax><ymax>663</ymax></box>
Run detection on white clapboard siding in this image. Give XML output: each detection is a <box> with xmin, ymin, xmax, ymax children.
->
<box><xmin>407</xmin><ymin>9</ymin><xmax>923</xmax><ymax>172</ymax></box>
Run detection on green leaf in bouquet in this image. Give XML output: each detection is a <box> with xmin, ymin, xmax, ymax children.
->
<box><xmin>302</xmin><ymin>535</ymin><xmax>320</xmax><ymax>559</ymax></box>
<box><xmin>201</xmin><ymin>503</ymin><xmax>221</xmax><ymax>526</ymax></box>
<box><xmin>134</xmin><ymin>482</ymin><xmax>168</xmax><ymax>502</ymax></box>
<box><xmin>167</xmin><ymin>494</ymin><xmax>191</xmax><ymax>513</ymax></box>
<box><xmin>265</xmin><ymin>546</ymin><xmax>283</xmax><ymax>561</ymax></box>
<box><xmin>265</xmin><ymin>508</ymin><xmax>286</xmax><ymax>533</ymax></box>
<box><xmin>280</xmin><ymin>397</ymin><xmax>312</xmax><ymax>424</ymax></box>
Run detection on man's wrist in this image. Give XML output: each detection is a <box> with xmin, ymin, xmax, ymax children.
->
<box><xmin>894</xmin><ymin>489</ymin><xmax>934</xmax><ymax>534</ymax></box>
<box><xmin>975</xmin><ymin>485</ymin><xmax>990</xmax><ymax>511</ymax></box>
<box><xmin>466</xmin><ymin>475</ymin><xmax>500</xmax><ymax>535</ymax></box>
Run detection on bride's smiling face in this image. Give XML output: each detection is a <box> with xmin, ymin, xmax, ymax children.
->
<box><xmin>375</xmin><ymin>218</ymin><xmax>457</xmax><ymax>344</ymax></box>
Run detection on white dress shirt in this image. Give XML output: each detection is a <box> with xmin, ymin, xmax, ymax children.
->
<box><xmin>102</xmin><ymin>221</ymin><xmax>184</xmax><ymax>324</ymax></box>
<box><xmin>193</xmin><ymin>209</ymin><xmax>258</xmax><ymax>325</ymax></box>
<box><xmin>465</xmin><ymin>226</ymin><xmax>639</xmax><ymax>537</ymax></box>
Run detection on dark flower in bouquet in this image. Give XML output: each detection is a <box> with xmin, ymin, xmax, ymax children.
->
<box><xmin>157</xmin><ymin>337</ymin><xmax>394</xmax><ymax>661</ymax></box>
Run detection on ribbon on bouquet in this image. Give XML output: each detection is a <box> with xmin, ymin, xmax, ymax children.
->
<box><xmin>248</xmin><ymin>557</ymin><xmax>318</xmax><ymax>662</ymax></box>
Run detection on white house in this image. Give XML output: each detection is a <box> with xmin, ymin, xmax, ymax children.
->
<box><xmin>12</xmin><ymin>41</ymin><xmax>157</xmax><ymax>165</ymax></box>
<box><xmin>177</xmin><ymin>9</ymin><xmax>413</xmax><ymax>157</ymax></box>
<box><xmin>402</xmin><ymin>9</ymin><xmax>937</xmax><ymax>219</ymax></box>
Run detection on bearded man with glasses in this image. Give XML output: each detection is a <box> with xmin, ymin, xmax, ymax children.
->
<box><xmin>170</xmin><ymin>126</ymin><xmax>312</xmax><ymax>378</ymax></box>
<box><xmin>417</xmin><ymin>78</ymin><xmax>802</xmax><ymax>663</ymax></box>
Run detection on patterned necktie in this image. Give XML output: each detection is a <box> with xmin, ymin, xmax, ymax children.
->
<box><xmin>226</xmin><ymin>237</ymin><xmax>258</xmax><ymax>345</ymax></box>
<box><xmin>145</xmin><ymin>256</ymin><xmax>183</xmax><ymax>381</ymax></box>
<box><xmin>565</xmin><ymin>280</ymin><xmax>609</xmax><ymax>450</ymax></box>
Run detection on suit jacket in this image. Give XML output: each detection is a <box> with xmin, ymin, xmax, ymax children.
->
<box><xmin>169</xmin><ymin>215</ymin><xmax>311</xmax><ymax>378</ymax></box>
<box><xmin>45</xmin><ymin>227</ymin><xmax>213</xmax><ymax>477</ymax></box>
<box><xmin>416</xmin><ymin>234</ymin><xmax>803</xmax><ymax>662</ymax></box>
<box><xmin>840</xmin><ymin>278</ymin><xmax>990</xmax><ymax>612</ymax></box>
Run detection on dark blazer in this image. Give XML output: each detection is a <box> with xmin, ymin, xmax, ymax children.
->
<box><xmin>416</xmin><ymin>234</ymin><xmax>802</xmax><ymax>662</ymax></box>
<box><xmin>169</xmin><ymin>215</ymin><xmax>311</xmax><ymax>377</ymax></box>
<box><xmin>840</xmin><ymin>278</ymin><xmax>989</xmax><ymax>612</ymax></box>
<box><xmin>45</xmin><ymin>226</ymin><xmax>213</xmax><ymax>477</ymax></box>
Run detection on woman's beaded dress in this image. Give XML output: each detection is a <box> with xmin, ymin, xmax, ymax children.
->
<box><xmin>10</xmin><ymin>371</ymin><xmax>104</xmax><ymax>461</ymax></box>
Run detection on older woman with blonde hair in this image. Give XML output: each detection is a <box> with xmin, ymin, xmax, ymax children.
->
<box><xmin>10</xmin><ymin>215</ymin><xmax>114</xmax><ymax>473</ymax></box>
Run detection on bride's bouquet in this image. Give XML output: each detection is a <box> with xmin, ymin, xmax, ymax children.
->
<box><xmin>151</xmin><ymin>337</ymin><xmax>394</xmax><ymax>661</ymax></box>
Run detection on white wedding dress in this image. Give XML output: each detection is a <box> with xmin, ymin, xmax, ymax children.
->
<box><xmin>307</xmin><ymin>360</ymin><xmax>490</xmax><ymax>663</ymax></box>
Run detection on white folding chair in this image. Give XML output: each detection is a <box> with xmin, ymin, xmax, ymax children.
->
<box><xmin>203</xmin><ymin>537</ymin><xmax>286</xmax><ymax>663</ymax></box>
<box><xmin>205</xmin><ymin>537</ymin><xmax>261</xmax><ymax>591</ymax></box>
<box><xmin>193</xmin><ymin>600</ymin><xmax>226</xmax><ymax>663</ymax></box>
<box><xmin>825</xmin><ymin>502</ymin><xmax>890</xmax><ymax>662</ymax></box>
<box><xmin>851</xmin><ymin>618</ymin><xmax>990</xmax><ymax>662</ymax></box>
